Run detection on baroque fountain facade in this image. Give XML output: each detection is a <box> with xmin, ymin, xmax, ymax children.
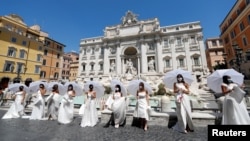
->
<box><xmin>78</xmin><ymin>11</ymin><xmax>208</xmax><ymax>95</ymax></box>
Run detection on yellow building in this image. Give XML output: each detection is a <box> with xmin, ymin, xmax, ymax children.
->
<box><xmin>62</xmin><ymin>52</ymin><xmax>79</xmax><ymax>82</ymax></box>
<box><xmin>0</xmin><ymin>14</ymin><xmax>45</xmax><ymax>82</ymax></box>
<box><xmin>40</xmin><ymin>37</ymin><xmax>65</xmax><ymax>82</ymax></box>
<box><xmin>205</xmin><ymin>37</ymin><xmax>225</xmax><ymax>72</ymax></box>
<box><xmin>220</xmin><ymin>0</ymin><xmax>250</xmax><ymax>77</ymax></box>
<box><xmin>68</xmin><ymin>52</ymin><xmax>79</xmax><ymax>81</ymax></box>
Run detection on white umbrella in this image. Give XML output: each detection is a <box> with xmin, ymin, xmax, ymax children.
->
<box><xmin>48</xmin><ymin>82</ymin><xmax>67</xmax><ymax>95</ymax></box>
<box><xmin>127</xmin><ymin>79</ymin><xmax>153</xmax><ymax>96</ymax></box>
<box><xmin>8</xmin><ymin>83</ymin><xmax>29</xmax><ymax>93</ymax></box>
<box><xmin>64</xmin><ymin>82</ymin><xmax>84</xmax><ymax>96</ymax></box>
<box><xmin>207</xmin><ymin>69</ymin><xmax>244</xmax><ymax>93</ymax></box>
<box><xmin>163</xmin><ymin>69</ymin><xmax>194</xmax><ymax>89</ymax></box>
<box><xmin>110</xmin><ymin>79</ymin><xmax>127</xmax><ymax>96</ymax></box>
<box><xmin>84</xmin><ymin>81</ymin><xmax>105</xmax><ymax>98</ymax></box>
<box><xmin>28</xmin><ymin>81</ymin><xmax>48</xmax><ymax>94</ymax></box>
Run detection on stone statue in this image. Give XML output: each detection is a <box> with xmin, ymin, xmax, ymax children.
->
<box><xmin>110</xmin><ymin>61</ymin><xmax>115</xmax><ymax>73</ymax></box>
<box><xmin>124</xmin><ymin>58</ymin><xmax>137</xmax><ymax>81</ymax></box>
<box><xmin>148</xmin><ymin>43</ymin><xmax>155</xmax><ymax>50</ymax></box>
<box><xmin>139</xmin><ymin>24</ymin><xmax>143</xmax><ymax>33</ymax></box>
<box><xmin>148</xmin><ymin>57</ymin><xmax>155</xmax><ymax>72</ymax></box>
<box><xmin>153</xmin><ymin>22</ymin><xmax>160</xmax><ymax>31</ymax></box>
<box><xmin>116</xmin><ymin>28</ymin><xmax>120</xmax><ymax>35</ymax></box>
<box><xmin>198</xmin><ymin>66</ymin><xmax>211</xmax><ymax>90</ymax></box>
<box><xmin>121</xmin><ymin>11</ymin><xmax>138</xmax><ymax>26</ymax></box>
<box><xmin>125</xmin><ymin>59</ymin><xmax>134</xmax><ymax>74</ymax></box>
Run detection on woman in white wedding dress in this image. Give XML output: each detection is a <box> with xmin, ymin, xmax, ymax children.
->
<box><xmin>132</xmin><ymin>82</ymin><xmax>150</xmax><ymax>131</ymax></box>
<box><xmin>29</xmin><ymin>83</ymin><xmax>46</xmax><ymax>120</ymax></box>
<box><xmin>2</xmin><ymin>86</ymin><xmax>26</xmax><ymax>119</ymax></box>
<box><xmin>104</xmin><ymin>84</ymin><xmax>126</xmax><ymax>128</ymax></box>
<box><xmin>80</xmin><ymin>84</ymin><xmax>98</xmax><ymax>127</ymax></box>
<box><xmin>112</xmin><ymin>84</ymin><xmax>127</xmax><ymax>128</ymax></box>
<box><xmin>58</xmin><ymin>84</ymin><xmax>76</xmax><ymax>124</ymax></box>
<box><xmin>172</xmin><ymin>74</ymin><xmax>194</xmax><ymax>134</ymax></box>
<box><xmin>46</xmin><ymin>84</ymin><xmax>61</xmax><ymax>120</ymax></box>
<box><xmin>221</xmin><ymin>75</ymin><xmax>250</xmax><ymax>124</ymax></box>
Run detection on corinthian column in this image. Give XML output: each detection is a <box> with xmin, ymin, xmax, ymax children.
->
<box><xmin>140</xmin><ymin>39</ymin><xmax>147</xmax><ymax>73</ymax></box>
<box><xmin>103</xmin><ymin>46</ymin><xmax>109</xmax><ymax>74</ymax></box>
<box><xmin>116</xmin><ymin>44</ymin><xmax>121</xmax><ymax>74</ymax></box>
<box><xmin>156</xmin><ymin>36</ymin><xmax>163</xmax><ymax>73</ymax></box>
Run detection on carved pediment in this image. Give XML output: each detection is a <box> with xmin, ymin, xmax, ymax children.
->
<box><xmin>121</xmin><ymin>11</ymin><xmax>138</xmax><ymax>26</ymax></box>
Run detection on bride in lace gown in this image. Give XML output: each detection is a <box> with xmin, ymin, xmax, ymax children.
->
<box><xmin>46</xmin><ymin>84</ymin><xmax>62</xmax><ymax>120</ymax></box>
<box><xmin>80</xmin><ymin>84</ymin><xmax>98</xmax><ymax>127</ymax></box>
<box><xmin>2</xmin><ymin>86</ymin><xmax>26</xmax><ymax>119</ymax></box>
<box><xmin>30</xmin><ymin>83</ymin><xmax>46</xmax><ymax>120</ymax></box>
<box><xmin>221</xmin><ymin>75</ymin><xmax>250</xmax><ymax>124</ymax></box>
<box><xmin>172</xmin><ymin>74</ymin><xmax>194</xmax><ymax>134</ymax></box>
<box><xmin>132</xmin><ymin>82</ymin><xmax>150</xmax><ymax>131</ymax></box>
<box><xmin>58</xmin><ymin>84</ymin><xmax>76</xmax><ymax>124</ymax></box>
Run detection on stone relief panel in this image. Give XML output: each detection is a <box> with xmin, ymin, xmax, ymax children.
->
<box><xmin>109</xmin><ymin>30</ymin><xmax>117</xmax><ymax>36</ymax></box>
<box><xmin>148</xmin><ymin>56</ymin><xmax>155</xmax><ymax>72</ymax></box>
<box><xmin>86</xmin><ymin>47</ymin><xmax>91</xmax><ymax>53</ymax></box>
<box><xmin>110</xmin><ymin>59</ymin><xmax>116</xmax><ymax>73</ymax></box>
<box><xmin>169</xmin><ymin>37</ymin><xmax>175</xmax><ymax>44</ymax></box>
<box><xmin>147</xmin><ymin>42</ymin><xmax>155</xmax><ymax>51</ymax></box>
<box><xmin>95</xmin><ymin>47</ymin><xmax>99</xmax><ymax>52</ymax></box>
<box><xmin>110</xmin><ymin>47</ymin><xmax>116</xmax><ymax>54</ymax></box>
<box><xmin>145</xmin><ymin>24</ymin><xmax>154</xmax><ymax>32</ymax></box>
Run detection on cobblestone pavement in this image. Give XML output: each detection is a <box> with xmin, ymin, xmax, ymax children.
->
<box><xmin>0</xmin><ymin>110</ymin><xmax>209</xmax><ymax>141</ymax></box>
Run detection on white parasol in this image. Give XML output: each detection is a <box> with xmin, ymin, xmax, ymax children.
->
<box><xmin>28</xmin><ymin>81</ymin><xmax>48</xmax><ymax>94</ymax></box>
<box><xmin>48</xmin><ymin>82</ymin><xmax>67</xmax><ymax>95</ymax></box>
<box><xmin>64</xmin><ymin>82</ymin><xmax>84</xmax><ymax>96</ymax></box>
<box><xmin>127</xmin><ymin>79</ymin><xmax>153</xmax><ymax>96</ymax></box>
<box><xmin>163</xmin><ymin>69</ymin><xmax>194</xmax><ymax>89</ymax></box>
<box><xmin>8</xmin><ymin>83</ymin><xmax>29</xmax><ymax>93</ymax></box>
<box><xmin>207</xmin><ymin>69</ymin><xmax>244</xmax><ymax>93</ymax></box>
<box><xmin>84</xmin><ymin>81</ymin><xmax>105</xmax><ymax>98</ymax></box>
<box><xmin>110</xmin><ymin>79</ymin><xmax>127</xmax><ymax>96</ymax></box>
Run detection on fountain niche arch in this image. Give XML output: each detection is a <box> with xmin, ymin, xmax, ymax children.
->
<box><xmin>123</xmin><ymin>47</ymin><xmax>139</xmax><ymax>80</ymax></box>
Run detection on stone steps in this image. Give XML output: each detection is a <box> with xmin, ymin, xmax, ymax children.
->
<box><xmin>2</xmin><ymin>101</ymin><xmax>249</xmax><ymax>127</ymax></box>
<box><xmin>100</xmin><ymin>109</ymin><xmax>221</xmax><ymax>127</ymax></box>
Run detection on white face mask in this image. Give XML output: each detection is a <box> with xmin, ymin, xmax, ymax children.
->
<box><xmin>115</xmin><ymin>88</ymin><xmax>119</xmax><ymax>91</ymax></box>
<box><xmin>178</xmin><ymin>78</ymin><xmax>183</xmax><ymax>81</ymax></box>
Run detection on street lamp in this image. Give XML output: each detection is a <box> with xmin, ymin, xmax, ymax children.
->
<box><xmin>222</xmin><ymin>53</ymin><xmax>228</xmax><ymax>69</ymax></box>
<box><xmin>24</xmin><ymin>67</ymin><xmax>27</xmax><ymax>74</ymax></box>
<box><xmin>13</xmin><ymin>68</ymin><xmax>21</xmax><ymax>83</ymax></box>
<box><xmin>232</xmin><ymin>44</ymin><xmax>243</xmax><ymax>72</ymax></box>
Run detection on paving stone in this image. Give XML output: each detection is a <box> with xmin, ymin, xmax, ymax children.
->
<box><xmin>0</xmin><ymin>110</ymin><xmax>208</xmax><ymax>141</ymax></box>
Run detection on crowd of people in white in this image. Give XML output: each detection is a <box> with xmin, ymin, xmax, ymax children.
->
<box><xmin>0</xmin><ymin>68</ymin><xmax>249</xmax><ymax>133</ymax></box>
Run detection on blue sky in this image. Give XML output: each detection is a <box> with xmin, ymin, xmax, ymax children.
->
<box><xmin>1</xmin><ymin>0</ymin><xmax>236</xmax><ymax>53</ymax></box>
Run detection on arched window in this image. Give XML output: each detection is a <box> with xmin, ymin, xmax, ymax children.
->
<box><xmin>99</xmin><ymin>61</ymin><xmax>103</xmax><ymax>71</ymax></box>
<box><xmin>176</xmin><ymin>55</ymin><xmax>186</xmax><ymax>68</ymax></box>
<box><xmin>163</xmin><ymin>56</ymin><xmax>172</xmax><ymax>68</ymax></box>
<box><xmin>191</xmin><ymin>54</ymin><xmax>201</xmax><ymax>66</ymax></box>
<box><xmin>90</xmin><ymin>62</ymin><xmax>95</xmax><ymax>71</ymax></box>
<box><xmin>82</xmin><ymin>62</ymin><xmax>86</xmax><ymax>71</ymax></box>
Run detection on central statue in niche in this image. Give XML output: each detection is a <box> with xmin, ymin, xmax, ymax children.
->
<box><xmin>124</xmin><ymin>58</ymin><xmax>137</xmax><ymax>80</ymax></box>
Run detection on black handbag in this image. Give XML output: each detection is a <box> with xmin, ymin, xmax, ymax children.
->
<box><xmin>131</xmin><ymin>102</ymin><xmax>141</xmax><ymax>127</ymax></box>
